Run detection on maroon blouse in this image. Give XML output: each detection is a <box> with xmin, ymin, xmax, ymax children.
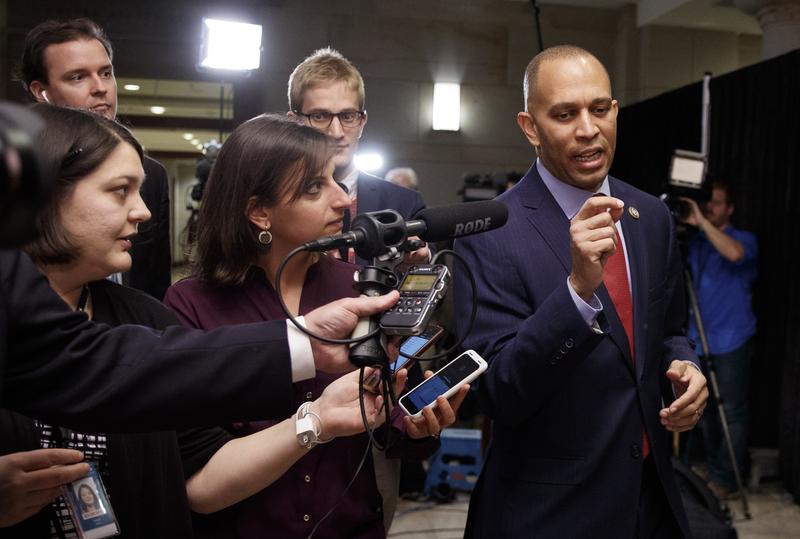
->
<box><xmin>164</xmin><ymin>256</ymin><xmax>435</xmax><ymax>539</ymax></box>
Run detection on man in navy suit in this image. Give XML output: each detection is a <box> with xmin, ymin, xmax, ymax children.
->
<box><xmin>454</xmin><ymin>45</ymin><xmax>709</xmax><ymax>538</ymax></box>
<box><xmin>18</xmin><ymin>18</ymin><xmax>172</xmax><ymax>300</ymax></box>
<box><xmin>287</xmin><ymin>47</ymin><xmax>427</xmax><ymax>266</ymax></box>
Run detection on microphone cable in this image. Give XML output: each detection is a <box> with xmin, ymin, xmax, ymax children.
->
<box><xmin>273</xmin><ymin>245</ymin><xmax>481</xmax><ymax>538</ymax></box>
<box><xmin>275</xmin><ymin>246</ymin><xmax>479</xmax><ymax>364</ymax></box>
<box><xmin>305</xmin><ymin>366</ymin><xmax>378</xmax><ymax>539</ymax></box>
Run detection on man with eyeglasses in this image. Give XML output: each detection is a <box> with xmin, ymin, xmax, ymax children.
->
<box><xmin>288</xmin><ymin>47</ymin><xmax>428</xmax><ymax>267</ymax></box>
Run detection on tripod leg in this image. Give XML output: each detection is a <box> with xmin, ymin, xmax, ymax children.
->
<box><xmin>685</xmin><ymin>270</ymin><xmax>751</xmax><ymax>519</ymax></box>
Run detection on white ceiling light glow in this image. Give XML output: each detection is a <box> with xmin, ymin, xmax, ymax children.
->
<box><xmin>432</xmin><ymin>82</ymin><xmax>461</xmax><ymax>131</ymax></box>
<box><xmin>123</xmin><ymin>84</ymin><xmax>140</xmax><ymax>91</ymax></box>
<box><xmin>150</xmin><ymin>106</ymin><xmax>166</xmax><ymax>115</ymax></box>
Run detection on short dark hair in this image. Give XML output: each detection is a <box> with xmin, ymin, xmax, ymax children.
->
<box><xmin>195</xmin><ymin>114</ymin><xmax>334</xmax><ymax>286</ymax></box>
<box><xmin>523</xmin><ymin>45</ymin><xmax>608</xmax><ymax>111</ymax></box>
<box><xmin>712</xmin><ymin>181</ymin><xmax>735</xmax><ymax>206</ymax></box>
<box><xmin>23</xmin><ymin>104</ymin><xmax>143</xmax><ymax>266</ymax></box>
<box><xmin>14</xmin><ymin>18</ymin><xmax>114</xmax><ymax>92</ymax></box>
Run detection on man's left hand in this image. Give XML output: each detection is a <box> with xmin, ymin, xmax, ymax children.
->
<box><xmin>659</xmin><ymin>360</ymin><xmax>709</xmax><ymax>432</ymax></box>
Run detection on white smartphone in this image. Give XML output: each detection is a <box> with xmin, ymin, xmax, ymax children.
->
<box><xmin>398</xmin><ymin>349</ymin><xmax>487</xmax><ymax>417</ymax></box>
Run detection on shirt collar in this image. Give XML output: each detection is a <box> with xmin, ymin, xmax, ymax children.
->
<box><xmin>536</xmin><ymin>159</ymin><xmax>610</xmax><ymax>220</ymax></box>
<box><xmin>339</xmin><ymin>167</ymin><xmax>360</xmax><ymax>199</ymax></box>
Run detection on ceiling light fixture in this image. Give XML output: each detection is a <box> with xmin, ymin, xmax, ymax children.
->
<box><xmin>432</xmin><ymin>82</ymin><xmax>461</xmax><ymax>131</ymax></box>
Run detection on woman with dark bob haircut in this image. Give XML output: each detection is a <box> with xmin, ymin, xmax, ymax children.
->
<box><xmin>0</xmin><ymin>105</ymin><xmax>390</xmax><ymax>537</ymax></box>
<box><xmin>164</xmin><ymin>113</ymin><xmax>467</xmax><ymax>538</ymax></box>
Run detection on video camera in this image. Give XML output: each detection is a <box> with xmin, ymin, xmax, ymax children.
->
<box><xmin>459</xmin><ymin>172</ymin><xmax>522</xmax><ymax>202</ymax></box>
<box><xmin>190</xmin><ymin>139</ymin><xmax>222</xmax><ymax>203</ymax></box>
<box><xmin>0</xmin><ymin>102</ymin><xmax>51</xmax><ymax>248</ymax></box>
<box><xmin>660</xmin><ymin>149</ymin><xmax>711</xmax><ymax>222</ymax></box>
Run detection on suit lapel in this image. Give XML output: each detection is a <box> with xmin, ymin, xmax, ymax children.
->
<box><xmin>611</xmin><ymin>179</ymin><xmax>647</xmax><ymax>379</ymax></box>
<box><xmin>517</xmin><ymin>167</ymin><xmax>573</xmax><ymax>274</ymax></box>
<box><xmin>355</xmin><ymin>172</ymin><xmax>379</xmax><ymax>216</ymax></box>
<box><xmin>513</xmin><ymin>168</ymin><xmax>646</xmax><ymax>378</ymax></box>
<box><xmin>520</xmin><ymin>168</ymin><xmax>636</xmax><ymax>377</ymax></box>
<box><xmin>594</xmin><ymin>284</ymin><xmax>635</xmax><ymax>372</ymax></box>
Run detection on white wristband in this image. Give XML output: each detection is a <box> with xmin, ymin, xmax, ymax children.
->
<box><xmin>295</xmin><ymin>402</ymin><xmax>331</xmax><ymax>449</ymax></box>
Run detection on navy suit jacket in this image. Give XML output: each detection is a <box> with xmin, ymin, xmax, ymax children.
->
<box><xmin>454</xmin><ymin>164</ymin><xmax>695</xmax><ymax>538</ymax></box>
<box><xmin>346</xmin><ymin>171</ymin><xmax>426</xmax><ymax>266</ymax></box>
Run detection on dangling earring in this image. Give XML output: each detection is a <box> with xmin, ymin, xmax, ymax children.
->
<box><xmin>258</xmin><ymin>228</ymin><xmax>273</xmax><ymax>246</ymax></box>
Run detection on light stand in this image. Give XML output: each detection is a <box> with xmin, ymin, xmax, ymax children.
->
<box><xmin>218</xmin><ymin>80</ymin><xmax>225</xmax><ymax>142</ymax></box>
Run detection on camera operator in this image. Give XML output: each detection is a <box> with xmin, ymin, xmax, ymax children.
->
<box><xmin>680</xmin><ymin>182</ymin><xmax>758</xmax><ymax>499</ymax></box>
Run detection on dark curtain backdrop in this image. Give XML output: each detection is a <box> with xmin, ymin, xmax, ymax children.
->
<box><xmin>611</xmin><ymin>50</ymin><xmax>800</xmax><ymax>501</ymax></box>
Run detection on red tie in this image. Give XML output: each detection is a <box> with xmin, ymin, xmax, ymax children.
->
<box><xmin>602</xmin><ymin>228</ymin><xmax>650</xmax><ymax>459</ymax></box>
<box><xmin>603</xmin><ymin>231</ymin><xmax>634</xmax><ymax>357</ymax></box>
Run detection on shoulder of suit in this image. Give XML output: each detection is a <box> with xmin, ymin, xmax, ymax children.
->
<box><xmin>143</xmin><ymin>155</ymin><xmax>167</xmax><ymax>176</ymax></box>
<box><xmin>358</xmin><ymin>171</ymin><xmax>420</xmax><ymax>197</ymax></box>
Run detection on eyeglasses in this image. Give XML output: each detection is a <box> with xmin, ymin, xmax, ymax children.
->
<box><xmin>293</xmin><ymin>109</ymin><xmax>366</xmax><ymax>129</ymax></box>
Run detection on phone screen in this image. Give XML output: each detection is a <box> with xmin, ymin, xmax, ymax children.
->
<box><xmin>401</xmin><ymin>354</ymin><xmax>481</xmax><ymax>415</ymax></box>
<box><xmin>389</xmin><ymin>327</ymin><xmax>442</xmax><ymax>373</ymax></box>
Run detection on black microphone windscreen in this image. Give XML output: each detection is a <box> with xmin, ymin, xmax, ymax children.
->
<box><xmin>413</xmin><ymin>200</ymin><xmax>508</xmax><ymax>242</ymax></box>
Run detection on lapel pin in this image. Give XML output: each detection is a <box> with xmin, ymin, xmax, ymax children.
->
<box><xmin>628</xmin><ymin>206</ymin><xmax>640</xmax><ymax>219</ymax></box>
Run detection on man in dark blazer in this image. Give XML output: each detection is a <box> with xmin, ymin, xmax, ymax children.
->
<box><xmin>126</xmin><ymin>157</ymin><xmax>170</xmax><ymax>299</ymax></box>
<box><xmin>17</xmin><ymin>18</ymin><xmax>172</xmax><ymax>299</ymax></box>
<box><xmin>454</xmin><ymin>46</ymin><xmax>709</xmax><ymax>538</ymax></box>
<box><xmin>0</xmin><ymin>248</ymin><xmax>399</xmax><ymax>429</ymax></box>
<box><xmin>287</xmin><ymin>47</ymin><xmax>427</xmax><ymax>266</ymax></box>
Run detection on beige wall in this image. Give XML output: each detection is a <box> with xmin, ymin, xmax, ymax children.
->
<box><xmin>246</xmin><ymin>1</ymin><xmax>761</xmax><ymax>206</ymax></box>
<box><xmin>2</xmin><ymin>0</ymin><xmax>762</xmax><ymax>206</ymax></box>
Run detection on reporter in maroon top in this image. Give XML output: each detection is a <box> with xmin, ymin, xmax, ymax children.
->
<box><xmin>165</xmin><ymin>114</ymin><xmax>468</xmax><ymax>538</ymax></box>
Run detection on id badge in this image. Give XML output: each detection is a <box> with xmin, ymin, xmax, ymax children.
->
<box><xmin>61</xmin><ymin>462</ymin><xmax>121</xmax><ymax>539</ymax></box>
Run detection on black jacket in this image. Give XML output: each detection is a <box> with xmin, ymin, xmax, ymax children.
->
<box><xmin>125</xmin><ymin>156</ymin><xmax>171</xmax><ymax>300</ymax></box>
<box><xmin>0</xmin><ymin>249</ymin><xmax>294</xmax><ymax>431</ymax></box>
